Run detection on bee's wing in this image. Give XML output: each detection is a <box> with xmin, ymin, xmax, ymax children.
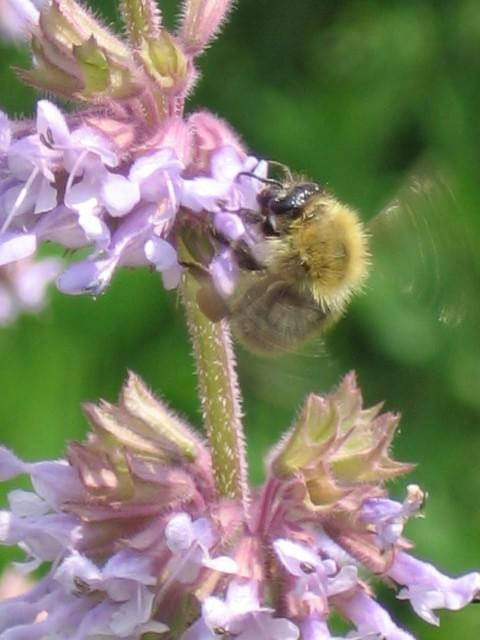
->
<box><xmin>228</xmin><ymin>274</ymin><xmax>339</xmax><ymax>354</ymax></box>
<box><xmin>367</xmin><ymin>168</ymin><xmax>478</xmax><ymax>327</ymax></box>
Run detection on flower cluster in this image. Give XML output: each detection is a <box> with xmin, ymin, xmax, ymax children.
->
<box><xmin>0</xmin><ymin>0</ymin><xmax>264</xmax><ymax>299</ymax></box>
<box><xmin>0</xmin><ymin>101</ymin><xmax>264</xmax><ymax>297</ymax></box>
<box><xmin>1</xmin><ymin>372</ymin><xmax>478</xmax><ymax>639</ymax></box>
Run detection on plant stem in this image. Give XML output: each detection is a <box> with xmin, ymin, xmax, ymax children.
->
<box><xmin>182</xmin><ymin>273</ymin><xmax>249</xmax><ymax>513</ymax></box>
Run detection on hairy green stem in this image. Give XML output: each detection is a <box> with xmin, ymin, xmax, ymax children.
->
<box><xmin>182</xmin><ymin>273</ymin><xmax>249</xmax><ymax>512</ymax></box>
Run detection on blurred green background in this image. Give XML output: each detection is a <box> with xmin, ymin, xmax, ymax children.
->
<box><xmin>1</xmin><ymin>0</ymin><xmax>480</xmax><ymax>637</ymax></box>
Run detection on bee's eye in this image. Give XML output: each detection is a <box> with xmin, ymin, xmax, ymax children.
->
<box><xmin>269</xmin><ymin>182</ymin><xmax>321</xmax><ymax>217</ymax></box>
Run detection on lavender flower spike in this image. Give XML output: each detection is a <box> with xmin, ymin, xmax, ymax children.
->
<box><xmin>1</xmin><ymin>372</ymin><xmax>479</xmax><ymax>638</ymax></box>
<box><xmin>0</xmin><ymin>0</ymin><xmax>264</xmax><ymax>301</ymax></box>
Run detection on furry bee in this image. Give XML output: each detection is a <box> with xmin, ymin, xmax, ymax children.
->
<box><xmin>201</xmin><ymin>169</ymin><xmax>370</xmax><ymax>354</ymax></box>
<box><xmin>192</xmin><ymin>163</ymin><xmax>472</xmax><ymax>355</ymax></box>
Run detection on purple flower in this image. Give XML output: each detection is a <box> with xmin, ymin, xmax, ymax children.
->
<box><xmin>180</xmin><ymin>146</ymin><xmax>266</xmax><ymax>214</ymax></box>
<box><xmin>0</xmin><ymin>257</ymin><xmax>61</xmax><ymax>325</ymax></box>
<box><xmin>0</xmin><ymin>103</ymin><xmax>263</xmax><ymax>297</ymax></box>
<box><xmin>208</xmin><ymin>247</ymin><xmax>239</xmax><ymax>297</ymax></box>
<box><xmin>1</xmin><ymin>372</ymin><xmax>477</xmax><ymax>638</ymax></box>
<box><xmin>164</xmin><ymin>512</ymin><xmax>237</xmax><ymax>584</ymax></box>
<box><xmin>300</xmin><ymin>617</ymin><xmax>350</xmax><ymax>640</ymax></box>
<box><xmin>0</xmin><ymin>0</ymin><xmax>266</xmax><ymax>302</ymax></box>
<box><xmin>0</xmin><ymin>0</ymin><xmax>41</xmax><ymax>42</ymax></box>
<box><xmin>0</xmin><ymin>553</ymin><xmax>169</xmax><ymax>640</ymax></box>
<box><xmin>337</xmin><ymin>591</ymin><xmax>416</xmax><ymax>640</ymax></box>
<box><xmin>389</xmin><ymin>552</ymin><xmax>480</xmax><ymax>625</ymax></box>
<box><xmin>360</xmin><ymin>484</ymin><xmax>426</xmax><ymax>550</ymax></box>
<box><xmin>273</xmin><ymin>538</ymin><xmax>358</xmax><ymax>606</ymax></box>
<box><xmin>182</xmin><ymin>580</ymin><xmax>300</xmax><ymax>640</ymax></box>
<box><xmin>0</xmin><ymin>373</ymin><xmax>239</xmax><ymax>638</ymax></box>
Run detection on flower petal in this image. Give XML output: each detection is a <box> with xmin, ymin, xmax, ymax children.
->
<box><xmin>100</xmin><ymin>173</ymin><xmax>140</xmax><ymax>217</ymax></box>
<box><xmin>145</xmin><ymin>237</ymin><xmax>178</xmax><ymax>271</ymax></box>
<box><xmin>57</xmin><ymin>258</ymin><xmax>117</xmax><ymax>295</ymax></box>
<box><xmin>209</xmin><ymin>247</ymin><xmax>238</xmax><ymax>297</ymax></box>
<box><xmin>0</xmin><ymin>447</ymin><xmax>26</xmax><ymax>480</ymax></box>
<box><xmin>165</xmin><ymin>513</ymin><xmax>195</xmax><ymax>553</ymax></box>
<box><xmin>273</xmin><ymin>538</ymin><xmax>322</xmax><ymax>577</ymax></box>
<box><xmin>390</xmin><ymin>552</ymin><xmax>480</xmax><ymax>625</ymax></box>
<box><xmin>0</xmin><ymin>233</ymin><xmax>37</xmax><ymax>266</ymax></box>
<box><xmin>0</xmin><ymin>111</ymin><xmax>11</xmax><ymax>152</ymax></box>
<box><xmin>36</xmin><ymin>100</ymin><xmax>71</xmax><ymax>147</ymax></box>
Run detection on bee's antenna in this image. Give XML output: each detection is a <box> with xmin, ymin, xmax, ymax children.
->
<box><xmin>236</xmin><ymin>172</ymin><xmax>283</xmax><ymax>188</ymax></box>
<box><xmin>266</xmin><ymin>160</ymin><xmax>294</xmax><ymax>182</ymax></box>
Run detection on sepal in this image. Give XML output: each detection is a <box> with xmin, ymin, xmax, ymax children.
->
<box><xmin>136</xmin><ymin>31</ymin><xmax>188</xmax><ymax>92</ymax></box>
<box><xmin>268</xmin><ymin>373</ymin><xmax>414</xmax><ymax>508</ymax></box>
<box><xmin>120</xmin><ymin>0</ymin><xmax>162</xmax><ymax>46</ymax></box>
<box><xmin>179</xmin><ymin>0</ymin><xmax>234</xmax><ymax>56</ymax></box>
<box><xmin>17</xmin><ymin>0</ymin><xmax>143</xmax><ymax>102</ymax></box>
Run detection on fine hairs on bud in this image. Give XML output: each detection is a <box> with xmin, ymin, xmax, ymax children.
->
<box><xmin>179</xmin><ymin>0</ymin><xmax>235</xmax><ymax>55</ymax></box>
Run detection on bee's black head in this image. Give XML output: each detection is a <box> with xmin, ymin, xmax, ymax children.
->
<box><xmin>259</xmin><ymin>182</ymin><xmax>321</xmax><ymax>218</ymax></box>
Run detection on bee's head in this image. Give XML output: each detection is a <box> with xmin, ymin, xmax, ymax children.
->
<box><xmin>258</xmin><ymin>182</ymin><xmax>321</xmax><ymax>217</ymax></box>
<box><xmin>257</xmin><ymin>181</ymin><xmax>321</xmax><ymax>235</ymax></box>
<box><xmin>236</xmin><ymin>169</ymin><xmax>322</xmax><ymax>234</ymax></box>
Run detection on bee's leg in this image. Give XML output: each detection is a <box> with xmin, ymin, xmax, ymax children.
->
<box><xmin>178</xmin><ymin>259</ymin><xmax>211</xmax><ymax>282</ymax></box>
<box><xmin>227</xmin><ymin>238</ymin><xmax>263</xmax><ymax>271</ymax></box>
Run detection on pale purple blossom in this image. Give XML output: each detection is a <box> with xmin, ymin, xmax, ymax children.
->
<box><xmin>360</xmin><ymin>484</ymin><xmax>426</xmax><ymax>550</ymax></box>
<box><xmin>273</xmin><ymin>538</ymin><xmax>358</xmax><ymax>605</ymax></box>
<box><xmin>1</xmin><ymin>373</ymin><xmax>478</xmax><ymax>638</ymax></box>
<box><xmin>300</xmin><ymin>617</ymin><xmax>354</xmax><ymax>640</ymax></box>
<box><xmin>337</xmin><ymin>591</ymin><xmax>416</xmax><ymax>640</ymax></box>
<box><xmin>389</xmin><ymin>552</ymin><xmax>480</xmax><ymax>625</ymax></box>
<box><xmin>0</xmin><ymin>256</ymin><xmax>61</xmax><ymax>325</ymax></box>
<box><xmin>0</xmin><ymin>0</ymin><xmax>267</xmax><ymax>303</ymax></box>
<box><xmin>209</xmin><ymin>247</ymin><xmax>239</xmax><ymax>297</ymax></box>
<box><xmin>0</xmin><ymin>0</ymin><xmax>42</xmax><ymax>41</ymax></box>
<box><xmin>182</xmin><ymin>579</ymin><xmax>300</xmax><ymax>640</ymax></box>
<box><xmin>164</xmin><ymin>512</ymin><xmax>237</xmax><ymax>584</ymax></box>
<box><xmin>0</xmin><ymin>103</ymin><xmax>263</xmax><ymax>297</ymax></box>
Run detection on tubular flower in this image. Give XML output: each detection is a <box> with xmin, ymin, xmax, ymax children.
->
<box><xmin>0</xmin><ymin>372</ymin><xmax>478</xmax><ymax>639</ymax></box>
<box><xmin>0</xmin><ymin>0</ymin><xmax>265</xmax><ymax>299</ymax></box>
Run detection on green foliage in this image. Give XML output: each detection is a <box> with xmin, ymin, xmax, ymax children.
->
<box><xmin>1</xmin><ymin>2</ymin><xmax>480</xmax><ymax>637</ymax></box>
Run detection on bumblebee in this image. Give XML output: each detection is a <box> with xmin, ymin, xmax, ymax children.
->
<box><xmin>204</xmin><ymin>170</ymin><xmax>370</xmax><ymax>354</ymax></box>
<box><xmin>189</xmin><ymin>161</ymin><xmax>471</xmax><ymax>355</ymax></box>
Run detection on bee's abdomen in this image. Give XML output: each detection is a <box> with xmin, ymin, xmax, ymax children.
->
<box><xmin>231</xmin><ymin>278</ymin><xmax>336</xmax><ymax>354</ymax></box>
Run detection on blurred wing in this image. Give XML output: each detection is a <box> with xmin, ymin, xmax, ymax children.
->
<box><xmin>229</xmin><ymin>275</ymin><xmax>338</xmax><ymax>354</ymax></box>
<box><xmin>367</xmin><ymin>169</ymin><xmax>478</xmax><ymax>327</ymax></box>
